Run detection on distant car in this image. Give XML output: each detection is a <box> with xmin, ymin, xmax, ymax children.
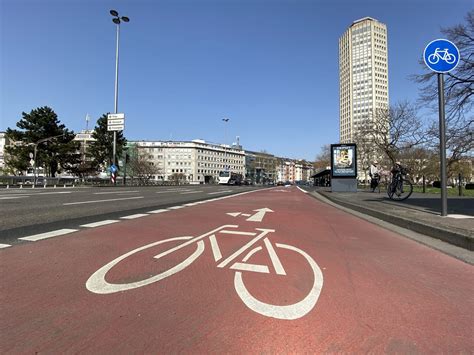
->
<box><xmin>276</xmin><ymin>181</ymin><xmax>285</xmax><ymax>186</ymax></box>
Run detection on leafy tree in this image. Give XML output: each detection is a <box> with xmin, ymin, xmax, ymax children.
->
<box><xmin>87</xmin><ymin>113</ymin><xmax>126</xmax><ymax>170</ymax></box>
<box><xmin>5</xmin><ymin>106</ymin><xmax>81</xmax><ymax>176</ymax></box>
<box><xmin>413</xmin><ymin>10</ymin><xmax>474</xmax><ymax>168</ymax></box>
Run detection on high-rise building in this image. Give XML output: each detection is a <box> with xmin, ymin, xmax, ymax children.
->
<box><xmin>339</xmin><ymin>17</ymin><xmax>389</xmax><ymax>145</ymax></box>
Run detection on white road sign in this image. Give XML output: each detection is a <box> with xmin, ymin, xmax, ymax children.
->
<box><xmin>107</xmin><ymin>125</ymin><xmax>124</xmax><ymax>131</ymax></box>
<box><xmin>107</xmin><ymin>118</ymin><xmax>125</xmax><ymax>125</ymax></box>
<box><xmin>107</xmin><ymin>113</ymin><xmax>125</xmax><ymax>119</ymax></box>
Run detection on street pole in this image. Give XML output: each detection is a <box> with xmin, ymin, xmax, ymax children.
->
<box><xmin>222</xmin><ymin>118</ymin><xmax>229</xmax><ymax>171</ymax></box>
<box><xmin>109</xmin><ymin>10</ymin><xmax>129</xmax><ymax>185</ymax></box>
<box><xmin>33</xmin><ymin>144</ymin><xmax>37</xmax><ymax>186</ymax></box>
<box><xmin>437</xmin><ymin>73</ymin><xmax>448</xmax><ymax>217</ymax></box>
<box><xmin>113</xmin><ymin>21</ymin><xmax>120</xmax><ymax>170</ymax></box>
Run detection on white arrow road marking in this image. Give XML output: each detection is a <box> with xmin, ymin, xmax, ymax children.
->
<box><xmin>0</xmin><ymin>243</ymin><xmax>12</xmax><ymax>248</ymax></box>
<box><xmin>246</xmin><ymin>208</ymin><xmax>274</xmax><ymax>222</ymax></box>
<box><xmin>227</xmin><ymin>212</ymin><xmax>242</xmax><ymax>217</ymax></box>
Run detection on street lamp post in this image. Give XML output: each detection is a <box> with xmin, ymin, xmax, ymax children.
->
<box><xmin>109</xmin><ymin>10</ymin><xmax>129</xmax><ymax>177</ymax></box>
<box><xmin>222</xmin><ymin>118</ymin><xmax>229</xmax><ymax>171</ymax></box>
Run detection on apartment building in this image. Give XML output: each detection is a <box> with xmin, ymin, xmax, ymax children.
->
<box><xmin>129</xmin><ymin>139</ymin><xmax>246</xmax><ymax>184</ymax></box>
<box><xmin>0</xmin><ymin>132</ymin><xmax>8</xmax><ymax>172</ymax></box>
<box><xmin>245</xmin><ymin>151</ymin><xmax>277</xmax><ymax>184</ymax></box>
<box><xmin>339</xmin><ymin>17</ymin><xmax>389</xmax><ymax>174</ymax></box>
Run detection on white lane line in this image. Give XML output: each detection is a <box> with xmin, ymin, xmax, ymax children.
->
<box><xmin>121</xmin><ymin>214</ymin><xmax>149</xmax><ymax>220</ymax></box>
<box><xmin>208</xmin><ymin>190</ymin><xmax>232</xmax><ymax>195</ymax></box>
<box><xmin>446</xmin><ymin>214</ymin><xmax>474</xmax><ymax>219</ymax></box>
<box><xmin>156</xmin><ymin>190</ymin><xmax>192</xmax><ymax>194</ymax></box>
<box><xmin>19</xmin><ymin>229</ymin><xmax>78</xmax><ymax>241</ymax></box>
<box><xmin>180</xmin><ymin>191</ymin><xmax>203</xmax><ymax>194</ymax></box>
<box><xmin>0</xmin><ymin>243</ymin><xmax>12</xmax><ymax>249</ymax></box>
<box><xmin>94</xmin><ymin>191</ymin><xmax>139</xmax><ymax>195</ymax></box>
<box><xmin>168</xmin><ymin>206</ymin><xmax>185</xmax><ymax>210</ymax></box>
<box><xmin>63</xmin><ymin>196</ymin><xmax>144</xmax><ymax>206</ymax></box>
<box><xmin>147</xmin><ymin>209</ymin><xmax>168</xmax><ymax>214</ymax></box>
<box><xmin>0</xmin><ymin>191</ymin><xmax>73</xmax><ymax>197</ymax></box>
<box><xmin>297</xmin><ymin>186</ymin><xmax>308</xmax><ymax>194</ymax></box>
<box><xmin>81</xmin><ymin>220</ymin><xmax>120</xmax><ymax>228</ymax></box>
<box><xmin>0</xmin><ymin>196</ymin><xmax>29</xmax><ymax>200</ymax></box>
<box><xmin>183</xmin><ymin>202</ymin><xmax>200</xmax><ymax>206</ymax></box>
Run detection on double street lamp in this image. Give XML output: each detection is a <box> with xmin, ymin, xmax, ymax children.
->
<box><xmin>109</xmin><ymin>9</ymin><xmax>129</xmax><ymax>170</ymax></box>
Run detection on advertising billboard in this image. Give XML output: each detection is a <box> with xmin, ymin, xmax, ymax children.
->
<box><xmin>331</xmin><ymin>144</ymin><xmax>357</xmax><ymax>178</ymax></box>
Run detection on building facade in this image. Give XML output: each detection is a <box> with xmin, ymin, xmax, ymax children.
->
<box><xmin>339</xmin><ymin>17</ymin><xmax>389</xmax><ymax>146</ymax></box>
<box><xmin>129</xmin><ymin>139</ymin><xmax>246</xmax><ymax>184</ymax></box>
<box><xmin>0</xmin><ymin>132</ymin><xmax>8</xmax><ymax>172</ymax></box>
<box><xmin>245</xmin><ymin>151</ymin><xmax>277</xmax><ymax>184</ymax></box>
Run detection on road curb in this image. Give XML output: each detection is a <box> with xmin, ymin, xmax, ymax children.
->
<box><xmin>314</xmin><ymin>191</ymin><xmax>473</xmax><ymax>251</ymax></box>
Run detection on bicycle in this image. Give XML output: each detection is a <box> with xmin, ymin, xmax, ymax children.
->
<box><xmin>86</xmin><ymin>224</ymin><xmax>324</xmax><ymax>320</ymax></box>
<box><xmin>427</xmin><ymin>48</ymin><xmax>456</xmax><ymax>65</ymax></box>
<box><xmin>387</xmin><ymin>165</ymin><xmax>413</xmax><ymax>201</ymax></box>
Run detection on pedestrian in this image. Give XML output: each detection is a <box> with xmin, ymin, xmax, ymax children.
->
<box><xmin>369</xmin><ymin>161</ymin><xmax>380</xmax><ymax>192</ymax></box>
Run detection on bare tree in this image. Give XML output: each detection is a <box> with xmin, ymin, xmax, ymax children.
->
<box><xmin>359</xmin><ymin>101</ymin><xmax>426</xmax><ymax>165</ymax></box>
<box><xmin>412</xmin><ymin>10</ymin><xmax>474</xmax><ymax>168</ymax></box>
<box><xmin>128</xmin><ymin>151</ymin><xmax>161</xmax><ymax>185</ymax></box>
<box><xmin>314</xmin><ymin>144</ymin><xmax>331</xmax><ymax>170</ymax></box>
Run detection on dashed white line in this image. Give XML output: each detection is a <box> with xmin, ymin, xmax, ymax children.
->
<box><xmin>0</xmin><ymin>243</ymin><xmax>12</xmax><ymax>249</ymax></box>
<box><xmin>81</xmin><ymin>220</ymin><xmax>120</xmax><ymax>228</ymax></box>
<box><xmin>180</xmin><ymin>191</ymin><xmax>203</xmax><ymax>194</ymax></box>
<box><xmin>168</xmin><ymin>206</ymin><xmax>185</xmax><ymax>210</ymax></box>
<box><xmin>147</xmin><ymin>209</ymin><xmax>169</xmax><ymax>214</ymax></box>
<box><xmin>19</xmin><ymin>229</ymin><xmax>78</xmax><ymax>241</ymax></box>
<box><xmin>63</xmin><ymin>196</ymin><xmax>144</xmax><ymax>205</ymax></box>
<box><xmin>121</xmin><ymin>214</ymin><xmax>149</xmax><ymax>220</ymax></box>
<box><xmin>0</xmin><ymin>196</ymin><xmax>29</xmax><ymax>200</ymax></box>
<box><xmin>94</xmin><ymin>191</ymin><xmax>139</xmax><ymax>195</ymax></box>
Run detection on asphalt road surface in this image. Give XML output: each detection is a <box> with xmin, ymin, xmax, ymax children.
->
<box><xmin>0</xmin><ymin>184</ymin><xmax>263</xmax><ymax>244</ymax></box>
<box><xmin>1</xmin><ymin>186</ymin><xmax>472</xmax><ymax>353</ymax></box>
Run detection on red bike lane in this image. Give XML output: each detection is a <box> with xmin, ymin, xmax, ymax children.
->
<box><xmin>1</xmin><ymin>187</ymin><xmax>472</xmax><ymax>353</ymax></box>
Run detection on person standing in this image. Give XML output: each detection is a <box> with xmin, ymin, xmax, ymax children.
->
<box><xmin>369</xmin><ymin>161</ymin><xmax>380</xmax><ymax>192</ymax></box>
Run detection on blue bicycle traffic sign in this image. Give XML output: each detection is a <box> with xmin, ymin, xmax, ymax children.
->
<box><xmin>109</xmin><ymin>164</ymin><xmax>118</xmax><ymax>174</ymax></box>
<box><xmin>423</xmin><ymin>39</ymin><xmax>460</xmax><ymax>73</ymax></box>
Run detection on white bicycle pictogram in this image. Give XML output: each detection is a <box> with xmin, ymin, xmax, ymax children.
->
<box><xmin>86</xmin><ymin>224</ymin><xmax>324</xmax><ymax>320</ymax></box>
<box><xmin>427</xmin><ymin>48</ymin><xmax>456</xmax><ymax>65</ymax></box>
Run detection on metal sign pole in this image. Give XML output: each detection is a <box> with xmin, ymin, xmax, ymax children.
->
<box><xmin>424</xmin><ymin>38</ymin><xmax>460</xmax><ymax>217</ymax></box>
<box><xmin>437</xmin><ymin>73</ymin><xmax>448</xmax><ymax>216</ymax></box>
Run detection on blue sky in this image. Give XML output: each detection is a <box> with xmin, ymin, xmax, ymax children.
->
<box><xmin>1</xmin><ymin>0</ymin><xmax>471</xmax><ymax>160</ymax></box>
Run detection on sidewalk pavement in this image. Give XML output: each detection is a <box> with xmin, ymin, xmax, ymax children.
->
<box><xmin>306</xmin><ymin>187</ymin><xmax>473</xmax><ymax>252</ymax></box>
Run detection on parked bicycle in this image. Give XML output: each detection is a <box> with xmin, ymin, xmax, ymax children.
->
<box><xmin>387</xmin><ymin>163</ymin><xmax>413</xmax><ymax>201</ymax></box>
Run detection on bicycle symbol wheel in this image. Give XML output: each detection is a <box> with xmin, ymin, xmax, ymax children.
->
<box><xmin>234</xmin><ymin>242</ymin><xmax>323</xmax><ymax>320</ymax></box>
<box><xmin>86</xmin><ymin>236</ymin><xmax>204</xmax><ymax>294</ymax></box>
<box><xmin>427</xmin><ymin>53</ymin><xmax>439</xmax><ymax>64</ymax></box>
<box><xmin>445</xmin><ymin>53</ymin><xmax>456</xmax><ymax>64</ymax></box>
